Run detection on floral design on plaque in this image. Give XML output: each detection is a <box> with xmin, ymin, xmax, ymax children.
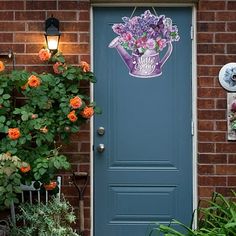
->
<box><xmin>227</xmin><ymin>93</ymin><xmax>236</xmax><ymax>140</ymax></box>
<box><xmin>109</xmin><ymin>10</ymin><xmax>180</xmax><ymax>78</ymax></box>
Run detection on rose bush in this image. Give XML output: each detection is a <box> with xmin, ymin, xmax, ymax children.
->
<box><xmin>0</xmin><ymin>49</ymin><xmax>101</xmax><ymax>208</ymax></box>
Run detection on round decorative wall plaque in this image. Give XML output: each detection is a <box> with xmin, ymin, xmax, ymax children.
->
<box><xmin>219</xmin><ymin>62</ymin><xmax>236</xmax><ymax>91</ymax></box>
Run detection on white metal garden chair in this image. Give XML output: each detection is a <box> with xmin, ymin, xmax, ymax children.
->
<box><xmin>10</xmin><ymin>176</ymin><xmax>61</xmax><ymax>224</ymax></box>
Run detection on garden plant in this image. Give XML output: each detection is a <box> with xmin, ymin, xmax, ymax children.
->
<box><xmin>10</xmin><ymin>195</ymin><xmax>80</xmax><ymax>236</ymax></box>
<box><xmin>148</xmin><ymin>192</ymin><xmax>236</xmax><ymax>236</ymax></box>
<box><xmin>0</xmin><ymin>49</ymin><xmax>101</xmax><ymax>209</ymax></box>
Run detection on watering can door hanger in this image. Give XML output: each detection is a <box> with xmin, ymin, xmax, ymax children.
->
<box><xmin>108</xmin><ymin>9</ymin><xmax>180</xmax><ymax>78</ymax></box>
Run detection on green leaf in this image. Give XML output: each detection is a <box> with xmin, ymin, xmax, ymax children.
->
<box><xmin>10</xmin><ymin>140</ymin><xmax>18</xmax><ymax>147</ymax></box>
<box><xmin>13</xmin><ymin>186</ymin><xmax>22</xmax><ymax>194</ymax></box>
<box><xmin>36</xmin><ymin>138</ymin><xmax>42</xmax><ymax>146</ymax></box>
<box><xmin>12</xmin><ymin>197</ymin><xmax>19</xmax><ymax>204</ymax></box>
<box><xmin>0</xmin><ymin>88</ymin><xmax>4</xmax><ymax>95</ymax></box>
<box><xmin>94</xmin><ymin>106</ymin><xmax>102</xmax><ymax>114</ymax></box>
<box><xmin>66</xmin><ymin>74</ymin><xmax>75</xmax><ymax>80</ymax></box>
<box><xmin>0</xmin><ymin>185</ymin><xmax>4</xmax><ymax>191</ymax></box>
<box><xmin>18</xmin><ymin>137</ymin><xmax>26</xmax><ymax>145</ymax></box>
<box><xmin>70</xmin><ymin>126</ymin><xmax>80</xmax><ymax>132</ymax></box>
<box><xmin>26</xmin><ymin>134</ymin><xmax>32</xmax><ymax>141</ymax></box>
<box><xmin>8</xmin><ymin>148</ymin><xmax>17</xmax><ymax>154</ymax></box>
<box><xmin>2</xmin><ymin>100</ymin><xmax>10</xmax><ymax>107</ymax></box>
<box><xmin>3</xmin><ymin>125</ymin><xmax>9</xmax><ymax>133</ymax></box>
<box><xmin>53</xmin><ymin>160</ymin><xmax>60</xmax><ymax>169</ymax></box>
<box><xmin>4</xmin><ymin>198</ymin><xmax>11</xmax><ymax>207</ymax></box>
<box><xmin>68</xmin><ymin>68</ymin><xmax>76</xmax><ymax>73</ymax></box>
<box><xmin>38</xmin><ymin>168</ymin><xmax>47</xmax><ymax>176</ymax></box>
<box><xmin>64</xmin><ymin>162</ymin><xmax>70</xmax><ymax>170</ymax></box>
<box><xmin>90</xmin><ymin>76</ymin><xmax>97</xmax><ymax>83</ymax></box>
<box><xmin>2</xmin><ymin>94</ymin><xmax>10</xmax><ymax>100</ymax></box>
<box><xmin>0</xmin><ymin>116</ymin><xmax>6</xmax><ymax>123</ymax></box>
<box><xmin>34</xmin><ymin>173</ymin><xmax>40</xmax><ymax>180</ymax></box>
<box><xmin>56</xmin><ymin>56</ymin><xmax>65</xmax><ymax>63</ymax></box>
<box><xmin>13</xmin><ymin>108</ymin><xmax>21</xmax><ymax>115</ymax></box>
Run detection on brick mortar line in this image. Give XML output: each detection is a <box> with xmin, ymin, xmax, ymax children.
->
<box><xmin>198</xmin><ymin>131</ymin><xmax>227</xmax><ymax>133</ymax></box>
<box><xmin>0</xmin><ymin>20</ymin><xmax>90</xmax><ymax>22</ymax></box>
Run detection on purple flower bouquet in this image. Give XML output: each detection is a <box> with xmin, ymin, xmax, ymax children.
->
<box><xmin>112</xmin><ymin>10</ymin><xmax>179</xmax><ymax>54</ymax></box>
<box><xmin>109</xmin><ymin>10</ymin><xmax>180</xmax><ymax>78</ymax></box>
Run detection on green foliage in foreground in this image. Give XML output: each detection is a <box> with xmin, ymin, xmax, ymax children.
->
<box><xmin>10</xmin><ymin>196</ymin><xmax>80</xmax><ymax>236</ymax></box>
<box><xmin>149</xmin><ymin>191</ymin><xmax>236</xmax><ymax>236</ymax></box>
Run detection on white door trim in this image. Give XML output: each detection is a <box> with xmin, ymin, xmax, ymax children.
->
<box><xmin>90</xmin><ymin>4</ymin><xmax>198</xmax><ymax>235</ymax></box>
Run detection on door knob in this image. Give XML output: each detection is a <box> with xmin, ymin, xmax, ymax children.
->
<box><xmin>97</xmin><ymin>144</ymin><xmax>105</xmax><ymax>153</ymax></box>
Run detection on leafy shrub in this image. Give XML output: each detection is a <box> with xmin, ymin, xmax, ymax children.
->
<box><xmin>148</xmin><ymin>191</ymin><xmax>236</xmax><ymax>236</ymax></box>
<box><xmin>10</xmin><ymin>196</ymin><xmax>80</xmax><ymax>236</ymax></box>
<box><xmin>0</xmin><ymin>49</ymin><xmax>101</xmax><ymax>208</ymax></box>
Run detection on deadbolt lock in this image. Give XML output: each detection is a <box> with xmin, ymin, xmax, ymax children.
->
<box><xmin>97</xmin><ymin>127</ymin><xmax>105</xmax><ymax>136</ymax></box>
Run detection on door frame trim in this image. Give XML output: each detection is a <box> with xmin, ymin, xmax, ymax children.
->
<box><xmin>90</xmin><ymin>4</ymin><xmax>198</xmax><ymax>235</ymax></box>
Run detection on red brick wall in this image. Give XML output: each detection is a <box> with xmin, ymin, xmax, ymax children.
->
<box><xmin>0</xmin><ymin>1</ymin><xmax>91</xmax><ymax>235</ymax></box>
<box><xmin>1</xmin><ymin>0</ymin><xmax>236</xmax><ymax>234</ymax></box>
<box><xmin>198</xmin><ymin>0</ymin><xmax>236</xmax><ymax>200</ymax></box>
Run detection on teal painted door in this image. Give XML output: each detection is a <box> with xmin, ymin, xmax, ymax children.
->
<box><xmin>93</xmin><ymin>7</ymin><xmax>193</xmax><ymax>236</ymax></box>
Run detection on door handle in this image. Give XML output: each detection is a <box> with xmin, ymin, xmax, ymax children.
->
<box><xmin>97</xmin><ymin>144</ymin><xmax>105</xmax><ymax>153</ymax></box>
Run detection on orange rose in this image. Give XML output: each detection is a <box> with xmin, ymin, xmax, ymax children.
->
<box><xmin>80</xmin><ymin>106</ymin><xmax>94</xmax><ymax>119</ymax></box>
<box><xmin>28</xmin><ymin>75</ymin><xmax>41</xmax><ymax>88</ymax></box>
<box><xmin>8</xmin><ymin>128</ymin><xmax>21</xmax><ymax>140</ymax></box>
<box><xmin>20</xmin><ymin>163</ymin><xmax>31</xmax><ymax>173</ymax></box>
<box><xmin>70</xmin><ymin>96</ymin><xmax>82</xmax><ymax>109</ymax></box>
<box><xmin>80</xmin><ymin>61</ymin><xmax>90</xmax><ymax>72</ymax></box>
<box><xmin>67</xmin><ymin>110</ymin><xmax>78</xmax><ymax>122</ymax></box>
<box><xmin>38</xmin><ymin>48</ymin><xmax>51</xmax><ymax>61</ymax></box>
<box><xmin>44</xmin><ymin>181</ymin><xmax>57</xmax><ymax>191</ymax></box>
<box><xmin>0</xmin><ymin>61</ymin><xmax>5</xmax><ymax>72</ymax></box>
<box><xmin>53</xmin><ymin>62</ymin><xmax>65</xmax><ymax>74</ymax></box>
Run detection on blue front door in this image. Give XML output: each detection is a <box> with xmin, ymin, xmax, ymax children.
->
<box><xmin>93</xmin><ymin>7</ymin><xmax>193</xmax><ymax>236</ymax></box>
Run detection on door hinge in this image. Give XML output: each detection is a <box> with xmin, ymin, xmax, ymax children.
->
<box><xmin>190</xmin><ymin>26</ymin><xmax>194</xmax><ymax>40</ymax></box>
<box><xmin>191</xmin><ymin>120</ymin><xmax>194</xmax><ymax>136</ymax></box>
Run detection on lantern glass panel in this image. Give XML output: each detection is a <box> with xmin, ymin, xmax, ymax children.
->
<box><xmin>46</xmin><ymin>35</ymin><xmax>59</xmax><ymax>50</ymax></box>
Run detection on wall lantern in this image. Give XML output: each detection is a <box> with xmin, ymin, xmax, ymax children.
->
<box><xmin>45</xmin><ymin>16</ymin><xmax>61</xmax><ymax>52</ymax></box>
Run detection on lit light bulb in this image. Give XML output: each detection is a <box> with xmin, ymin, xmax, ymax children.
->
<box><xmin>47</xmin><ymin>36</ymin><xmax>59</xmax><ymax>50</ymax></box>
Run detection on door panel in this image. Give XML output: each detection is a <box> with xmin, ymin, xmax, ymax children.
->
<box><xmin>94</xmin><ymin>7</ymin><xmax>192</xmax><ymax>236</ymax></box>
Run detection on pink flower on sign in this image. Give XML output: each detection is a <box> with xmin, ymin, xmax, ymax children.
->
<box><xmin>122</xmin><ymin>32</ymin><xmax>132</xmax><ymax>41</ymax></box>
<box><xmin>136</xmin><ymin>37</ymin><xmax>147</xmax><ymax>49</ymax></box>
<box><xmin>157</xmin><ymin>38</ymin><xmax>167</xmax><ymax>51</ymax></box>
<box><xmin>146</xmin><ymin>39</ymin><xmax>156</xmax><ymax>50</ymax></box>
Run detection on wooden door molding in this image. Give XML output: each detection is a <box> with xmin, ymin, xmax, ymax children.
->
<box><xmin>91</xmin><ymin>0</ymin><xmax>198</xmax><ymax>4</ymax></box>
